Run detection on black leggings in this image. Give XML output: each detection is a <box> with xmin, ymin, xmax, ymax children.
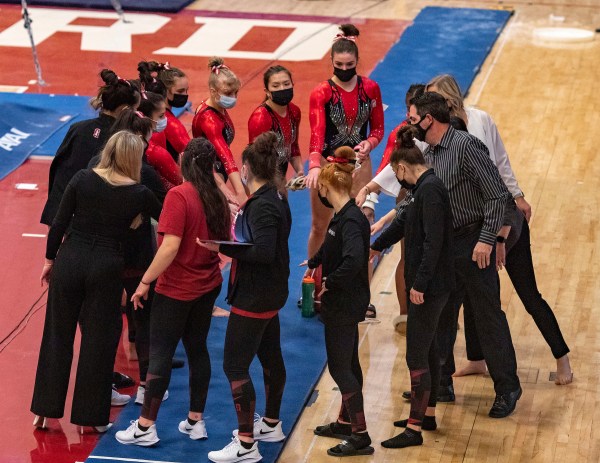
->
<box><xmin>141</xmin><ymin>285</ymin><xmax>220</xmax><ymax>421</ymax></box>
<box><xmin>123</xmin><ymin>276</ymin><xmax>153</xmax><ymax>382</ymax></box>
<box><xmin>464</xmin><ymin>219</ymin><xmax>570</xmax><ymax>361</ymax></box>
<box><xmin>223</xmin><ymin>312</ymin><xmax>286</xmax><ymax>438</ymax></box>
<box><xmin>405</xmin><ymin>292</ymin><xmax>449</xmax><ymax>427</ymax></box>
<box><xmin>324</xmin><ymin>323</ymin><xmax>366</xmax><ymax>434</ymax></box>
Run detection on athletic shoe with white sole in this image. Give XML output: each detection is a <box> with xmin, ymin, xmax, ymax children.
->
<box><xmin>208</xmin><ymin>437</ymin><xmax>262</xmax><ymax>463</ymax></box>
<box><xmin>178</xmin><ymin>418</ymin><xmax>208</xmax><ymax>440</ymax></box>
<box><xmin>134</xmin><ymin>386</ymin><xmax>169</xmax><ymax>405</ymax></box>
<box><xmin>111</xmin><ymin>388</ymin><xmax>131</xmax><ymax>407</ymax></box>
<box><xmin>115</xmin><ymin>420</ymin><xmax>160</xmax><ymax>447</ymax></box>
<box><xmin>233</xmin><ymin>418</ymin><xmax>285</xmax><ymax>442</ymax></box>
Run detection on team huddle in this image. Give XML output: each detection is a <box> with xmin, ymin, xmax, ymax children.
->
<box><xmin>29</xmin><ymin>22</ymin><xmax>572</xmax><ymax>463</ymax></box>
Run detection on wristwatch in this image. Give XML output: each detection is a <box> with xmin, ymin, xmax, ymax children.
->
<box><xmin>496</xmin><ymin>236</ymin><xmax>506</xmax><ymax>244</ymax></box>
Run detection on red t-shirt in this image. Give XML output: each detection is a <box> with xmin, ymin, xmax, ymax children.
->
<box><xmin>155</xmin><ymin>182</ymin><xmax>222</xmax><ymax>301</ymax></box>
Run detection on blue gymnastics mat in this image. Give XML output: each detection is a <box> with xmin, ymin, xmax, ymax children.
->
<box><xmin>369</xmin><ymin>6</ymin><xmax>512</xmax><ymax>214</ymax></box>
<box><xmin>3</xmin><ymin>0</ymin><xmax>195</xmax><ymax>13</ymax></box>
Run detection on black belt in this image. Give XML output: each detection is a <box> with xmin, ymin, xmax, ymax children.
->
<box><xmin>67</xmin><ymin>231</ymin><xmax>123</xmax><ymax>251</ymax></box>
<box><xmin>453</xmin><ymin>221</ymin><xmax>482</xmax><ymax>238</ymax></box>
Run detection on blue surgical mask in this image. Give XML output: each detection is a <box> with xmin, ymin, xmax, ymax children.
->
<box><xmin>154</xmin><ymin>117</ymin><xmax>167</xmax><ymax>133</ymax></box>
<box><xmin>219</xmin><ymin>94</ymin><xmax>237</xmax><ymax>109</ymax></box>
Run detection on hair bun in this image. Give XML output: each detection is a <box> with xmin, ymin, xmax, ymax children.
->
<box><xmin>253</xmin><ymin>131</ymin><xmax>278</xmax><ymax>158</ymax></box>
<box><xmin>333</xmin><ymin>146</ymin><xmax>355</xmax><ymax>160</ymax></box>
<box><xmin>208</xmin><ymin>56</ymin><xmax>224</xmax><ymax>69</ymax></box>
<box><xmin>100</xmin><ymin>69</ymin><xmax>118</xmax><ymax>86</ymax></box>
<box><xmin>339</xmin><ymin>24</ymin><xmax>360</xmax><ymax>37</ymax></box>
<box><xmin>397</xmin><ymin>125</ymin><xmax>418</xmax><ymax>149</ymax></box>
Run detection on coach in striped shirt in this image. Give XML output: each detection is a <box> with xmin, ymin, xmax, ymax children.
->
<box><xmin>407</xmin><ymin>92</ymin><xmax>521</xmax><ymax>419</ymax></box>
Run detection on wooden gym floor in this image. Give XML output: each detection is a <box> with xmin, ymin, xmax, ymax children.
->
<box><xmin>191</xmin><ymin>1</ymin><xmax>600</xmax><ymax>462</ymax></box>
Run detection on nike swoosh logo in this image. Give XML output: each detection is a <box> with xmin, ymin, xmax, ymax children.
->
<box><xmin>259</xmin><ymin>429</ymin><xmax>275</xmax><ymax>434</ymax></box>
<box><xmin>134</xmin><ymin>431</ymin><xmax>151</xmax><ymax>438</ymax></box>
<box><xmin>237</xmin><ymin>449</ymin><xmax>254</xmax><ymax>457</ymax></box>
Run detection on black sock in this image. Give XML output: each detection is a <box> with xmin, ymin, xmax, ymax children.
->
<box><xmin>349</xmin><ymin>432</ymin><xmax>371</xmax><ymax>448</ymax></box>
<box><xmin>187</xmin><ymin>417</ymin><xmax>198</xmax><ymax>426</ymax></box>
<box><xmin>262</xmin><ymin>418</ymin><xmax>279</xmax><ymax>428</ymax></box>
<box><xmin>381</xmin><ymin>428</ymin><xmax>423</xmax><ymax>449</ymax></box>
<box><xmin>137</xmin><ymin>422</ymin><xmax>150</xmax><ymax>432</ymax></box>
<box><xmin>333</xmin><ymin>421</ymin><xmax>352</xmax><ymax>434</ymax></box>
<box><xmin>240</xmin><ymin>440</ymin><xmax>254</xmax><ymax>449</ymax></box>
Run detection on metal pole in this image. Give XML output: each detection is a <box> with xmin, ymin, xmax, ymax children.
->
<box><xmin>21</xmin><ymin>0</ymin><xmax>46</xmax><ymax>86</ymax></box>
<box><xmin>110</xmin><ymin>0</ymin><xmax>131</xmax><ymax>23</ymax></box>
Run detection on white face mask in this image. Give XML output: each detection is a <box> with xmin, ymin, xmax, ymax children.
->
<box><xmin>219</xmin><ymin>94</ymin><xmax>237</xmax><ymax>109</ymax></box>
<box><xmin>154</xmin><ymin>117</ymin><xmax>167</xmax><ymax>133</ymax></box>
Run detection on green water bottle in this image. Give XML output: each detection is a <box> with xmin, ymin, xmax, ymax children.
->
<box><xmin>301</xmin><ymin>276</ymin><xmax>315</xmax><ymax>318</ymax></box>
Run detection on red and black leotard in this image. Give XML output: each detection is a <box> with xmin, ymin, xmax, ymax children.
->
<box><xmin>248</xmin><ymin>102</ymin><xmax>301</xmax><ymax>176</ymax></box>
<box><xmin>192</xmin><ymin>102</ymin><xmax>237</xmax><ymax>180</ymax></box>
<box><xmin>164</xmin><ymin>108</ymin><xmax>191</xmax><ymax>162</ymax></box>
<box><xmin>375</xmin><ymin>120</ymin><xmax>408</xmax><ymax>176</ymax></box>
<box><xmin>147</xmin><ymin>130</ymin><xmax>183</xmax><ymax>190</ymax></box>
<box><xmin>308</xmin><ymin>76</ymin><xmax>384</xmax><ymax>169</ymax></box>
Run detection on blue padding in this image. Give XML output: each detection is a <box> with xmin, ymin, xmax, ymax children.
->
<box><xmin>3</xmin><ymin>0</ymin><xmax>195</xmax><ymax>13</ymax></box>
<box><xmin>88</xmin><ymin>188</ymin><xmax>328</xmax><ymax>463</ymax></box>
<box><xmin>0</xmin><ymin>101</ymin><xmax>71</xmax><ymax>180</ymax></box>
<box><xmin>368</xmin><ymin>6</ymin><xmax>512</xmax><ymax>215</ymax></box>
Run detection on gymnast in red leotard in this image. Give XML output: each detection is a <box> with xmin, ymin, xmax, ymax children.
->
<box><xmin>139</xmin><ymin>61</ymin><xmax>191</xmax><ymax>163</ymax></box>
<box><xmin>192</xmin><ymin>57</ymin><xmax>246</xmax><ymax>205</ymax></box>
<box><xmin>137</xmin><ymin>61</ymin><xmax>183</xmax><ymax>189</ymax></box>
<box><xmin>248</xmin><ymin>65</ymin><xmax>304</xmax><ymax>185</ymax></box>
<box><xmin>305</xmin><ymin>23</ymin><xmax>384</xmax><ymax>259</ymax></box>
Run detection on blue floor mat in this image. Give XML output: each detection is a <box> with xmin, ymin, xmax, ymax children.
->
<box><xmin>368</xmin><ymin>6</ymin><xmax>512</xmax><ymax>214</ymax></box>
<box><xmin>3</xmin><ymin>0</ymin><xmax>195</xmax><ymax>13</ymax></box>
<box><xmin>0</xmin><ymin>99</ymin><xmax>74</xmax><ymax>180</ymax></box>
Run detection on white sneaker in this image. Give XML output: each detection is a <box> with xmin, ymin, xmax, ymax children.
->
<box><xmin>178</xmin><ymin>418</ymin><xmax>207</xmax><ymax>440</ymax></box>
<box><xmin>115</xmin><ymin>420</ymin><xmax>160</xmax><ymax>446</ymax></box>
<box><xmin>233</xmin><ymin>418</ymin><xmax>285</xmax><ymax>442</ymax></box>
<box><xmin>134</xmin><ymin>386</ymin><xmax>169</xmax><ymax>405</ymax></box>
<box><xmin>111</xmin><ymin>388</ymin><xmax>131</xmax><ymax>407</ymax></box>
<box><xmin>208</xmin><ymin>437</ymin><xmax>262</xmax><ymax>463</ymax></box>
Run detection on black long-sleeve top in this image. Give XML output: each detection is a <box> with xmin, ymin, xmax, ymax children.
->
<box><xmin>372</xmin><ymin>169</ymin><xmax>455</xmax><ymax>296</ymax></box>
<box><xmin>308</xmin><ymin>200</ymin><xmax>370</xmax><ymax>325</ymax></box>
<box><xmin>41</xmin><ymin>113</ymin><xmax>115</xmax><ymax>225</ymax></box>
<box><xmin>46</xmin><ymin>169</ymin><xmax>162</xmax><ymax>260</ymax></box>
<box><xmin>88</xmin><ymin>154</ymin><xmax>166</xmax><ymax>270</ymax></box>
<box><xmin>219</xmin><ymin>184</ymin><xmax>292</xmax><ymax>313</ymax></box>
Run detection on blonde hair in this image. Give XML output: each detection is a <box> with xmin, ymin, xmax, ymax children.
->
<box><xmin>318</xmin><ymin>146</ymin><xmax>355</xmax><ymax>195</ymax></box>
<box><xmin>426</xmin><ymin>74</ymin><xmax>464</xmax><ymax>116</ymax></box>
<box><xmin>95</xmin><ymin>130</ymin><xmax>143</xmax><ymax>185</ymax></box>
<box><xmin>208</xmin><ymin>57</ymin><xmax>240</xmax><ymax>92</ymax></box>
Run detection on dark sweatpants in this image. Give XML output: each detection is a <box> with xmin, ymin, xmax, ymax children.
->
<box><xmin>31</xmin><ymin>238</ymin><xmax>123</xmax><ymax>426</ymax></box>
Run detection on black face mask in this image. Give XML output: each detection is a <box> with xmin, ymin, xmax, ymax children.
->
<box><xmin>333</xmin><ymin>66</ymin><xmax>357</xmax><ymax>83</ymax></box>
<box><xmin>318</xmin><ymin>190</ymin><xmax>334</xmax><ymax>209</ymax></box>
<box><xmin>412</xmin><ymin>116</ymin><xmax>430</xmax><ymax>142</ymax></box>
<box><xmin>396</xmin><ymin>176</ymin><xmax>416</xmax><ymax>190</ymax></box>
<box><xmin>168</xmin><ymin>93</ymin><xmax>188</xmax><ymax>108</ymax></box>
<box><xmin>270</xmin><ymin>88</ymin><xmax>294</xmax><ymax>106</ymax></box>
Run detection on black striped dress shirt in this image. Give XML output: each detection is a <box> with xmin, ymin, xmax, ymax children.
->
<box><xmin>422</xmin><ymin>126</ymin><xmax>510</xmax><ymax>246</ymax></box>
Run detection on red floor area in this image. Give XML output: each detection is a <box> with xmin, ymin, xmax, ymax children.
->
<box><xmin>0</xmin><ymin>6</ymin><xmax>408</xmax><ymax>462</ymax></box>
